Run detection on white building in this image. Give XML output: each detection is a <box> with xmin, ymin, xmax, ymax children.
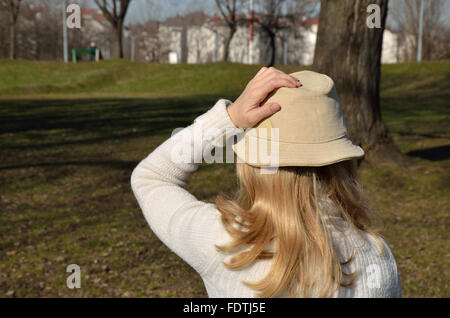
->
<box><xmin>159</xmin><ymin>15</ymin><xmax>314</xmax><ymax>65</ymax></box>
<box><xmin>158</xmin><ymin>16</ymin><xmax>412</xmax><ymax>65</ymax></box>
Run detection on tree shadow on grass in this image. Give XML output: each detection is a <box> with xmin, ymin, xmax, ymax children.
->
<box><xmin>0</xmin><ymin>159</ymin><xmax>138</xmax><ymax>171</ymax></box>
<box><xmin>0</xmin><ymin>94</ymin><xmax>235</xmax><ymax>150</ymax></box>
<box><xmin>407</xmin><ymin>145</ymin><xmax>450</xmax><ymax>161</ymax></box>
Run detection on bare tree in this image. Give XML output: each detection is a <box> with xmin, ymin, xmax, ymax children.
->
<box><xmin>254</xmin><ymin>0</ymin><xmax>285</xmax><ymax>66</ymax></box>
<box><xmin>253</xmin><ymin>0</ymin><xmax>317</xmax><ymax>66</ymax></box>
<box><xmin>215</xmin><ymin>0</ymin><xmax>247</xmax><ymax>61</ymax></box>
<box><xmin>389</xmin><ymin>0</ymin><xmax>450</xmax><ymax>61</ymax></box>
<box><xmin>313</xmin><ymin>0</ymin><xmax>396</xmax><ymax>160</ymax></box>
<box><xmin>0</xmin><ymin>0</ymin><xmax>93</xmax><ymax>60</ymax></box>
<box><xmin>34</xmin><ymin>0</ymin><xmax>66</xmax><ymax>61</ymax></box>
<box><xmin>94</xmin><ymin>0</ymin><xmax>132</xmax><ymax>59</ymax></box>
<box><xmin>0</xmin><ymin>8</ymin><xmax>8</xmax><ymax>58</ymax></box>
<box><xmin>0</xmin><ymin>0</ymin><xmax>22</xmax><ymax>59</ymax></box>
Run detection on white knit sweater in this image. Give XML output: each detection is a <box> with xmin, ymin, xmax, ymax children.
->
<box><xmin>131</xmin><ymin>99</ymin><xmax>402</xmax><ymax>298</ymax></box>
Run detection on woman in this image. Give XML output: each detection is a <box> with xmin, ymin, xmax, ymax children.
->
<box><xmin>131</xmin><ymin>67</ymin><xmax>402</xmax><ymax>298</ymax></box>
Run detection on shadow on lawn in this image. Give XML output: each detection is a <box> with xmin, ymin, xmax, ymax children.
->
<box><xmin>0</xmin><ymin>94</ymin><xmax>235</xmax><ymax>150</ymax></box>
<box><xmin>407</xmin><ymin>145</ymin><xmax>450</xmax><ymax>161</ymax></box>
<box><xmin>0</xmin><ymin>159</ymin><xmax>137</xmax><ymax>171</ymax></box>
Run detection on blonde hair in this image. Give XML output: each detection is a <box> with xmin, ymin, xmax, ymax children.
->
<box><xmin>215</xmin><ymin>160</ymin><xmax>383</xmax><ymax>297</ymax></box>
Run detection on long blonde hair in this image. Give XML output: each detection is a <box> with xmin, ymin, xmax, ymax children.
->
<box><xmin>215</xmin><ymin>160</ymin><xmax>382</xmax><ymax>297</ymax></box>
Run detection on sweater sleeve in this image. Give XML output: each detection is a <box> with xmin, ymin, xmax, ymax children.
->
<box><xmin>130</xmin><ymin>99</ymin><xmax>240</xmax><ymax>275</ymax></box>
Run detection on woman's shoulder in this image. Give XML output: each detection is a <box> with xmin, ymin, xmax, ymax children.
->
<box><xmin>330</xmin><ymin>228</ymin><xmax>402</xmax><ymax>297</ymax></box>
<box><xmin>327</xmin><ymin>222</ymin><xmax>398</xmax><ymax>269</ymax></box>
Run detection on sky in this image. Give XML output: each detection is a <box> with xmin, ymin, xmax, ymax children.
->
<box><xmin>30</xmin><ymin>0</ymin><xmax>450</xmax><ymax>27</ymax></box>
<box><xmin>82</xmin><ymin>0</ymin><xmax>450</xmax><ymax>27</ymax></box>
<box><xmin>83</xmin><ymin>0</ymin><xmax>218</xmax><ymax>22</ymax></box>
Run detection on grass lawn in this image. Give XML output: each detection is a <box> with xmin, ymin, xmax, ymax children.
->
<box><xmin>0</xmin><ymin>60</ymin><xmax>448</xmax><ymax>297</ymax></box>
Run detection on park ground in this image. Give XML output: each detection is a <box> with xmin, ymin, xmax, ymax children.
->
<box><xmin>0</xmin><ymin>60</ymin><xmax>448</xmax><ymax>297</ymax></box>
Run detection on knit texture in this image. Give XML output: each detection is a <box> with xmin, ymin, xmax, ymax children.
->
<box><xmin>131</xmin><ymin>99</ymin><xmax>402</xmax><ymax>298</ymax></box>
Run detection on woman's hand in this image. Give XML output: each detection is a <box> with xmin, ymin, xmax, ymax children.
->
<box><xmin>227</xmin><ymin>67</ymin><xmax>301</xmax><ymax>129</ymax></box>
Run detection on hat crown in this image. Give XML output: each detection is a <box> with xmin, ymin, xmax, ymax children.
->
<box><xmin>259</xmin><ymin>70</ymin><xmax>347</xmax><ymax>144</ymax></box>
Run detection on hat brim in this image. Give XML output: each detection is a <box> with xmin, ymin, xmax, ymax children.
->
<box><xmin>232</xmin><ymin>133</ymin><xmax>365</xmax><ymax>167</ymax></box>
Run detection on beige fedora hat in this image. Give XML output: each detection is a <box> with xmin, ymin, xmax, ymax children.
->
<box><xmin>232</xmin><ymin>70</ymin><xmax>364</xmax><ymax>167</ymax></box>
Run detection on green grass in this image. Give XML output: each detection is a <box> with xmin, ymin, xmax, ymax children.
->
<box><xmin>0</xmin><ymin>60</ymin><xmax>260</xmax><ymax>98</ymax></box>
<box><xmin>0</xmin><ymin>60</ymin><xmax>449</xmax><ymax>297</ymax></box>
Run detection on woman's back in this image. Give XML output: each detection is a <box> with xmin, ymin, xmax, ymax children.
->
<box><xmin>198</xmin><ymin>204</ymin><xmax>401</xmax><ymax>298</ymax></box>
<box><xmin>131</xmin><ymin>69</ymin><xmax>402</xmax><ymax>298</ymax></box>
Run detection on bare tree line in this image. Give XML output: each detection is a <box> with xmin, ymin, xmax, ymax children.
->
<box><xmin>0</xmin><ymin>0</ymin><xmax>22</xmax><ymax>59</ymax></box>
<box><xmin>1</xmin><ymin>0</ymin><xmax>81</xmax><ymax>60</ymax></box>
<box><xmin>0</xmin><ymin>0</ymin><xmax>131</xmax><ymax>60</ymax></box>
<box><xmin>388</xmin><ymin>0</ymin><xmax>450</xmax><ymax>61</ymax></box>
<box><xmin>256</xmin><ymin>0</ymin><xmax>317</xmax><ymax>66</ymax></box>
<box><xmin>214</xmin><ymin>0</ymin><xmax>318</xmax><ymax>64</ymax></box>
<box><xmin>1</xmin><ymin>0</ymin><xmax>449</xmax><ymax>62</ymax></box>
<box><xmin>94</xmin><ymin>0</ymin><xmax>131</xmax><ymax>59</ymax></box>
<box><xmin>0</xmin><ymin>0</ymin><xmax>65</xmax><ymax>60</ymax></box>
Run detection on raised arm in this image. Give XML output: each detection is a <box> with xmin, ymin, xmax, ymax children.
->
<box><xmin>130</xmin><ymin>67</ymin><xmax>301</xmax><ymax>275</ymax></box>
<box><xmin>130</xmin><ymin>99</ymin><xmax>239</xmax><ymax>274</ymax></box>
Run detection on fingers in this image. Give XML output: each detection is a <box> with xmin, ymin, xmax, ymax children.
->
<box><xmin>260</xmin><ymin>67</ymin><xmax>300</xmax><ymax>84</ymax></box>
<box><xmin>255</xmin><ymin>67</ymin><xmax>268</xmax><ymax>77</ymax></box>
<box><xmin>254</xmin><ymin>67</ymin><xmax>300</xmax><ymax>90</ymax></box>
<box><xmin>242</xmin><ymin>67</ymin><xmax>301</xmax><ymax>127</ymax></box>
<box><xmin>260</xmin><ymin>77</ymin><xmax>299</xmax><ymax>96</ymax></box>
<box><xmin>247</xmin><ymin>102</ymin><xmax>281</xmax><ymax>126</ymax></box>
<box><xmin>284</xmin><ymin>74</ymin><xmax>301</xmax><ymax>87</ymax></box>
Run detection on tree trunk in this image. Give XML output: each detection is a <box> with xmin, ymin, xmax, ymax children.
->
<box><xmin>268</xmin><ymin>32</ymin><xmax>276</xmax><ymax>67</ymax></box>
<box><xmin>9</xmin><ymin>14</ymin><xmax>16</xmax><ymax>60</ymax></box>
<box><xmin>114</xmin><ymin>22</ymin><xmax>124</xmax><ymax>59</ymax></box>
<box><xmin>313</xmin><ymin>0</ymin><xmax>395</xmax><ymax>159</ymax></box>
<box><xmin>223</xmin><ymin>27</ymin><xmax>236</xmax><ymax>62</ymax></box>
<box><xmin>181</xmin><ymin>26</ymin><xmax>188</xmax><ymax>63</ymax></box>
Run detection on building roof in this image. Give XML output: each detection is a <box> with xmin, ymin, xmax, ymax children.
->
<box><xmin>206</xmin><ymin>13</ymin><xmax>318</xmax><ymax>29</ymax></box>
<box><xmin>303</xmin><ymin>17</ymin><xmax>318</xmax><ymax>28</ymax></box>
<box><xmin>81</xmin><ymin>8</ymin><xmax>106</xmax><ymax>22</ymax></box>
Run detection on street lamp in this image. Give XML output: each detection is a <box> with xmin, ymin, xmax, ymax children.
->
<box><xmin>62</xmin><ymin>0</ymin><xmax>68</xmax><ymax>63</ymax></box>
<box><xmin>249</xmin><ymin>0</ymin><xmax>254</xmax><ymax>64</ymax></box>
<box><xmin>124</xmin><ymin>26</ymin><xmax>136</xmax><ymax>62</ymax></box>
<box><xmin>417</xmin><ymin>0</ymin><xmax>425</xmax><ymax>62</ymax></box>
